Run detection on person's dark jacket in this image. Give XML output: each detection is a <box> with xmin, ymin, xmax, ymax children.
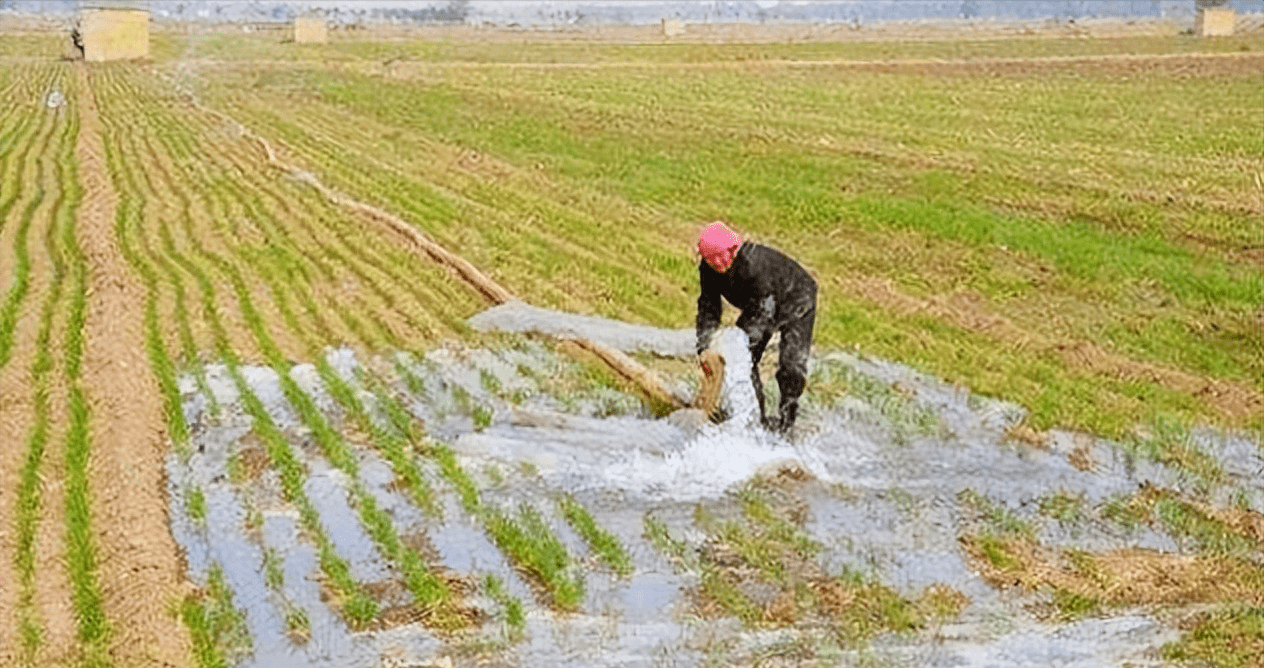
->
<box><xmin>696</xmin><ymin>242</ymin><xmax>817</xmax><ymax>355</ymax></box>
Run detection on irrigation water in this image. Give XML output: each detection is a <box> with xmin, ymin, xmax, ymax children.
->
<box><xmin>165</xmin><ymin>303</ymin><xmax>1262</xmax><ymax>667</ymax></box>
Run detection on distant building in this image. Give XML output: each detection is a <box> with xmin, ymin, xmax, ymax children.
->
<box><xmin>661</xmin><ymin>18</ymin><xmax>685</xmax><ymax>37</ymax></box>
<box><xmin>293</xmin><ymin>15</ymin><xmax>327</xmax><ymax>43</ymax></box>
<box><xmin>1197</xmin><ymin>6</ymin><xmax>1237</xmax><ymax>35</ymax></box>
<box><xmin>79</xmin><ymin>1</ymin><xmax>148</xmax><ymax>62</ymax></box>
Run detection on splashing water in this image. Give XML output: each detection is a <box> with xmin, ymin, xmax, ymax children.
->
<box><xmin>604</xmin><ymin>327</ymin><xmax>832</xmax><ymax>499</ymax></box>
<box><xmin>459</xmin><ymin>327</ymin><xmax>833</xmax><ymax>501</ymax></box>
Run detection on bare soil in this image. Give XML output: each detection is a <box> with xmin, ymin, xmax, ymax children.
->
<box><xmin>76</xmin><ymin>63</ymin><xmax>193</xmax><ymax>668</ymax></box>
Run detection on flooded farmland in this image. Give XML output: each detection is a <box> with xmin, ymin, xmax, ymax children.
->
<box><xmin>165</xmin><ymin>305</ymin><xmax>1263</xmax><ymax>667</ymax></box>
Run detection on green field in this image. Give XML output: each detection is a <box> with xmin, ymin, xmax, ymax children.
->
<box><xmin>0</xmin><ymin>21</ymin><xmax>1261</xmax><ymax>668</ymax></box>
<box><xmin>157</xmin><ymin>29</ymin><xmax>1262</xmax><ymax>439</ymax></box>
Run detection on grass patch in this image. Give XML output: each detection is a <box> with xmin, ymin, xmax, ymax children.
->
<box><xmin>1163</xmin><ymin>605</ymin><xmax>1264</xmax><ymax>668</ymax></box>
<box><xmin>557</xmin><ymin>494</ymin><xmax>634</xmax><ymax>577</ymax></box>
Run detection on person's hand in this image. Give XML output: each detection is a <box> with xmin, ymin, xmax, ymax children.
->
<box><xmin>695</xmin><ymin>350</ymin><xmax>725</xmax><ymax>423</ymax></box>
<box><xmin>698</xmin><ymin>349</ymin><xmax>722</xmax><ymax>377</ymax></box>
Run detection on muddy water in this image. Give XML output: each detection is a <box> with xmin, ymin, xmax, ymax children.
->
<box><xmin>166</xmin><ymin>304</ymin><xmax>1262</xmax><ymax>667</ymax></box>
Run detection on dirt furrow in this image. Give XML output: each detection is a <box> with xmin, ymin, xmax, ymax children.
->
<box><xmin>76</xmin><ymin>63</ymin><xmax>194</xmax><ymax>668</ymax></box>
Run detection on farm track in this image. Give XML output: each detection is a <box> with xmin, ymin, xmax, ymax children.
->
<box><xmin>77</xmin><ymin>63</ymin><xmax>194</xmax><ymax>668</ymax></box>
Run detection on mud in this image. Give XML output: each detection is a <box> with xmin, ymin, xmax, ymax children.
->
<box><xmin>166</xmin><ymin>304</ymin><xmax>1262</xmax><ymax>667</ymax></box>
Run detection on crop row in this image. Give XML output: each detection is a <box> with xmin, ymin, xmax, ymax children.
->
<box><xmin>198</xmin><ymin>70</ymin><xmax>690</xmax><ymax>325</ymax></box>
<box><xmin>179</xmin><ymin>51</ymin><xmax>1264</xmax><ymax>441</ymax></box>
<box><xmin>0</xmin><ymin>62</ymin><xmax>109</xmax><ymax>668</ymax></box>
<box><xmin>90</xmin><ymin>64</ymin><xmax>640</xmax><ymax>661</ymax></box>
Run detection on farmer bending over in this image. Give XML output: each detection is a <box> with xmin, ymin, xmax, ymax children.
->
<box><xmin>695</xmin><ymin>221</ymin><xmax>817</xmax><ymax>434</ymax></box>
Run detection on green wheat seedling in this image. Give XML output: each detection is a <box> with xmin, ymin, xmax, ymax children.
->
<box><xmin>14</xmin><ymin>82</ymin><xmax>77</xmax><ymax>661</ymax></box>
<box><xmin>809</xmin><ymin>358</ymin><xmax>947</xmax><ymax>445</ymax></box>
<box><xmin>484</xmin><ymin>503</ymin><xmax>585</xmax><ymax>611</ymax></box>
<box><xmin>354</xmin><ymin>367</ymin><xmax>441</xmax><ymax>516</ymax></box>
<box><xmin>181</xmin><ymin>593</ymin><xmax>227</xmax><ymax>668</ymax></box>
<box><xmin>202</xmin><ymin>213</ymin><xmax>461</xmax><ymax>623</ymax></box>
<box><xmin>433</xmin><ymin>443</ymin><xmax>481</xmax><ymax>514</ymax></box>
<box><xmin>643</xmin><ymin>515</ymin><xmax>698</xmax><ymax>571</ymax></box>
<box><xmin>99</xmin><ymin>82</ymin><xmax>380</xmax><ymax>629</ymax></box>
<box><xmin>1123</xmin><ymin>415</ymin><xmax>1226</xmax><ymax>494</ymax></box>
<box><xmin>481</xmin><ymin>574</ymin><xmax>525</xmax><ymax>640</ymax></box>
<box><xmin>182</xmin><ymin>564</ymin><xmax>252</xmax><ymax>668</ymax></box>
<box><xmin>0</xmin><ymin>64</ymin><xmax>52</xmax><ymax>369</ymax></box>
<box><xmin>208</xmin><ymin>43</ymin><xmax>1262</xmax><ymax>441</ymax></box>
<box><xmin>557</xmin><ymin>494</ymin><xmax>633</xmax><ymax>577</ymax></box>
<box><xmin>51</xmin><ymin>75</ymin><xmax>111</xmax><ymax>665</ymax></box>
<box><xmin>957</xmin><ymin>489</ymin><xmax>1036</xmax><ymax>540</ymax></box>
<box><xmin>208</xmin><ymin>107</ymin><xmax>473</xmax><ymax>349</ymax></box>
<box><xmin>186</xmin><ymin>486</ymin><xmax>208</xmax><ymax>526</ymax></box>
<box><xmin>236</xmin><ymin>248</ymin><xmax>466</xmax><ymax>624</ymax></box>
<box><xmin>1162</xmin><ymin>604</ymin><xmax>1264</xmax><ymax>668</ymax></box>
<box><xmin>284</xmin><ymin>605</ymin><xmax>311</xmax><ymax>643</ymax></box>
<box><xmin>645</xmin><ymin>515</ymin><xmax>760</xmax><ymax>624</ymax></box>
<box><xmin>96</xmin><ymin>85</ymin><xmax>188</xmax><ymax>446</ymax></box>
<box><xmin>230</xmin><ymin>365</ymin><xmax>379</xmax><ymax>628</ymax></box>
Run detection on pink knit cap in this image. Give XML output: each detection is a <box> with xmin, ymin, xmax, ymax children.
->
<box><xmin>697</xmin><ymin>221</ymin><xmax>742</xmax><ymax>263</ymax></box>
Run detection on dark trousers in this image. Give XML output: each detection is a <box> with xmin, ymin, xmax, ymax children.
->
<box><xmin>738</xmin><ymin>287</ymin><xmax>816</xmax><ymax>432</ymax></box>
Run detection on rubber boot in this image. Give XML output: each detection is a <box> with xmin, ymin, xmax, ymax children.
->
<box><xmin>776</xmin><ymin>399</ymin><xmax>798</xmax><ymax>435</ymax></box>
